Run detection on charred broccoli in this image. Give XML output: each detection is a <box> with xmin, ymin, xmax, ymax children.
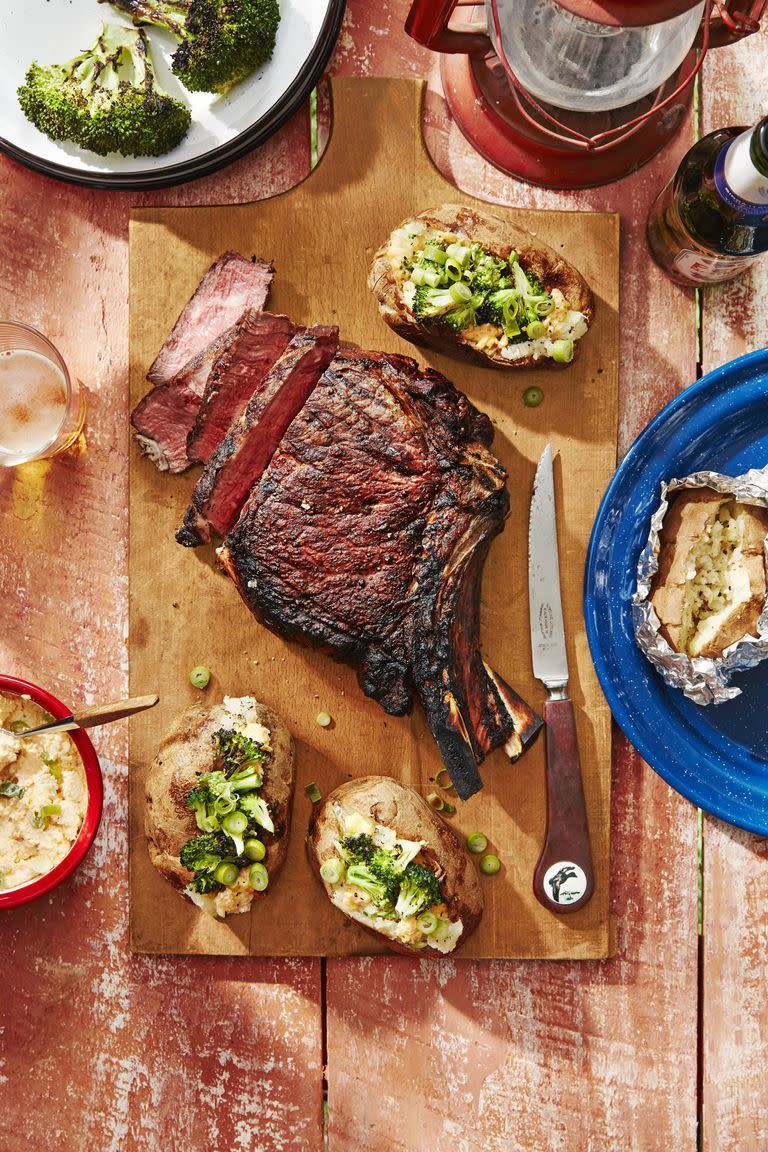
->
<box><xmin>107</xmin><ymin>0</ymin><xmax>281</xmax><ymax>94</ymax></box>
<box><xmin>345</xmin><ymin>862</ymin><xmax>399</xmax><ymax>910</ymax></box>
<box><xmin>17</xmin><ymin>23</ymin><xmax>191</xmax><ymax>157</ymax></box>
<box><xmin>213</xmin><ymin>727</ymin><xmax>266</xmax><ymax>777</ymax></box>
<box><xmin>394</xmin><ymin>862</ymin><xmax>441</xmax><ymax>919</ymax></box>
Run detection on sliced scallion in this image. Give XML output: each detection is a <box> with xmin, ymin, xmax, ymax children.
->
<box><xmin>426</xmin><ymin>792</ymin><xmax>444</xmax><ymax>811</ymax></box>
<box><xmin>434</xmin><ymin>768</ymin><xmax>455</xmax><ymax>793</ymax></box>
<box><xmin>551</xmin><ymin>339</ymin><xmax>574</xmax><ymax>364</ymax></box>
<box><xmin>416</xmin><ymin>911</ymin><xmax>438</xmax><ymax>935</ymax></box>
<box><xmin>467</xmin><ymin>832</ymin><xmax>487</xmax><ymax>854</ymax></box>
<box><xmin>449</xmin><ymin>281</ymin><xmax>472</xmax><ymax>304</ymax></box>
<box><xmin>248</xmin><ymin>862</ymin><xmax>269</xmax><ymax>891</ymax></box>
<box><xmin>244</xmin><ymin>838</ymin><xmax>266</xmax><ymax>862</ymax></box>
<box><xmin>320</xmin><ymin>857</ymin><xmax>345</xmax><ymax>885</ymax></box>
<box><xmin>305</xmin><ymin>782</ymin><xmax>322</xmax><ymax>803</ymax></box>
<box><xmin>214</xmin><ymin>862</ymin><xmax>240</xmax><ymax>887</ymax></box>
<box><xmin>479</xmin><ymin>854</ymin><xmax>501</xmax><ymax>876</ymax></box>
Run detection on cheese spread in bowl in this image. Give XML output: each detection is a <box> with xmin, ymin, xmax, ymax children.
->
<box><xmin>0</xmin><ymin>678</ymin><xmax>102</xmax><ymax>908</ymax></box>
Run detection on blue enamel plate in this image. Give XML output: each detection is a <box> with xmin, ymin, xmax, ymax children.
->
<box><xmin>585</xmin><ymin>347</ymin><xmax>768</xmax><ymax>835</ymax></box>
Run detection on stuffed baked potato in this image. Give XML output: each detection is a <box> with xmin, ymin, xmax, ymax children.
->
<box><xmin>145</xmin><ymin>695</ymin><xmax>294</xmax><ymax>918</ymax></box>
<box><xmin>368</xmin><ymin>203</ymin><xmax>593</xmax><ymax>369</ymax></box>
<box><xmin>650</xmin><ymin>490</ymin><xmax>768</xmax><ymax>658</ymax></box>
<box><xmin>307</xmin><ymin>775</ymin><xmax>483</xmax><ymax>955</ymax></box>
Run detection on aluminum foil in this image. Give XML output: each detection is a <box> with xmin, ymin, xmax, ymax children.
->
<box><xmin>633</xmin><ymin>467</ymin><xmax>768</xmax><ymax>705</ymax></box>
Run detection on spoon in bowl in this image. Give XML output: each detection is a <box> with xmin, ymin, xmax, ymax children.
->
<box><xmin>12</xmin><ymin>694</ymin><xmax>159</xmax><ymax>738</ymax></box>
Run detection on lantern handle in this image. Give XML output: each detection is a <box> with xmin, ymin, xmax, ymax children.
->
<box><xmin>702</xmin><ymin>0</ymin><xmax>765</xmax><ymax>47</ymax></box>
<box><xmin>405</xmin><ymin>0</ymin><xmax>492</xmax><ymax>56</ymax></box>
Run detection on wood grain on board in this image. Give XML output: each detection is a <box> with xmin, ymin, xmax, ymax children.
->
<box><xmin>325</xmin><ymin>51</ymin><xmax>701</xmax><ymax>1152</ymax></box>
<box><xmin>128</xmin><ymin>76</ymin><xmax>619</xmax><ymax>959</ymax></box>
<box><xmin>700</xmin><ymin>27</ymin><xmax>768</xmax><ymax>1152</ymax></box>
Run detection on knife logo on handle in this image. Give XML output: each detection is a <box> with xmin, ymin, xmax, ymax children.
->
<box><xmin>528</xmin><ymin>444</ymin><xmax>595</xmax><ymax>915</ymax></box>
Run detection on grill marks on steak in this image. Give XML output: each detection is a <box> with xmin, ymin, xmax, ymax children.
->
<box><xmin>147</xmin><ymin>253</ymin><xmax>274</xmax><ymax>387</ymax></box>
<box><xmin>187</xmin><ymin>311</ymin><xmax>298</xmax><ymax>466</ymax></box>
<box><xmin>177</xmin><ymin>325</ymin><xmax>340</xmax><ymax>547</ymax></box>
<box><xmin>218</xmin><ymin>351</ymin><xmax>542</xmax><ymax>793</ymax></box>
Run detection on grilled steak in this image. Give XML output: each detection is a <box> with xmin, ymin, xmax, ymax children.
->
<box><xmin>147</xmin><ymin>253</ymin><xmax>273</xmax><ymax>387</ymax></box>
<box><xmin>131</xmin><ymin>326</ymin><xmax>238</xmax><ymax>473</ymax></box>
<box><xmin>178</xmin><ymin>326</ymin><xmax>339</xmax><ymax>546</ymax></box>
<box><xmin>187</xmin><ymin>311</ymin><xmax>298</xmax><ymax>466</ymax></box>
<box><xmin>218</xmin><ymin>350</ymin><xmax>541</xmax><ymax>798</ymax></box>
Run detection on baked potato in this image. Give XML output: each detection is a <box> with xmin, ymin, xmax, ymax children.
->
<box><xmin>307</xmin><ymin>775</ymin><xmax>483</xmax><ymax>955</ymax></box>
<box><xmin>650</xmin><ymin>490</ymin><xmax>768</xmax><ymax>658</ymax></box>
<box><xmin>368</xmin><ymin>203</ymin><xmax>593</xmax><ymax>369</ymax></box>
<box><xmin>145</xmin><ymin>695</ymin><xmax>294</xmax><ymax>918</ymax></box>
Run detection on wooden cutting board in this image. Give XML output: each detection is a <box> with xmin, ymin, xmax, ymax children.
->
<box><xmin>129</xmin><ymin>77</ymin><xmax>619</xmax><ymax>958</ymax></box>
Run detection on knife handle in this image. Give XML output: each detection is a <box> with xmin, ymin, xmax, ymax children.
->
<box><xmin>74</xmin><ymin>695</ymin><xmax>159</xmax><ymax>728</ymax></box>
<box><xmin>533</xmin><ymin>697</ymin><xmax>595</xmax><ymax>914</ymax></box>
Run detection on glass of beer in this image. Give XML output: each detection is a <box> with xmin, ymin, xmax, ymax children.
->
<box><xmin>0</xmin><ymin>321</ymin><xmax>86</xmax><ymax>467</ymax></box>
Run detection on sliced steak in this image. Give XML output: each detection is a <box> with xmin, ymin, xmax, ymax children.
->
<box><xmin>218</xmin><ymin>350</ymin><xmax>541</xmax><ymax>796</ymax></box>
<box><xmin>147</xmin><ymin>253</ymin><xmax>274</xmax><ymax>387</ymax></box>
<box><xmin>177</xmin><ymin>325</ymin><xmax>340</xmax><ymax>547</ymax></box>
<box><xmin>187</xmin><ymin>311</ymin><xmax>298</xmax><ymax>466</ymax></box>
<box><xmin>131</xmin><ymin>325</ymin><xmax>239</xmax><ymax>473</ymax></box>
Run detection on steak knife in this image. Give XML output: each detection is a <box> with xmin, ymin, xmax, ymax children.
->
<box><xmin>528</xmin><ymin>445</ymin><xmax>594</xmax><ymax>914</ymax></box>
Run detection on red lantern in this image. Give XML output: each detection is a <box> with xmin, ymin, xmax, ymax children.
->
<box><xmin>406</xmin><ymin>0</ymin><xmax>766</xmax><ymax>188</ymax></box>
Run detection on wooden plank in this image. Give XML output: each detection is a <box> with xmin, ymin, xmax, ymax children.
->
<box><xmin>128</xmin><ymin>76</ymin><xmax>618</xmax><ymax>959</ymax></box>
<box><xmin>700</xmin><ymin>26</ymin><xmax>768</xmax><ymax>1152</ymax></box>
<box><xmin>0</xmin><ymin>103</ymin><xmax>325</xmax><ymax>1151</ymax></box>
<box><xmin>325</xmin><ymin>59</ymin><xmax>701</xmax><ymax>1150</ymax></box>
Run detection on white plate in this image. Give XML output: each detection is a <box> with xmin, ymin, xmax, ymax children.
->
<box><xmin>0</xmin><ymin>0</ymin><xmax>342</xmax><ymax>187</ymax></box>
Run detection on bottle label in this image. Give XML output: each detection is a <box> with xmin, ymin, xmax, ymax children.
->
<box><xmin>715</xmin><ymin>129</ymin><xmax>768</xmax><ymax>216</ymax></box>
<box><xmin>672</xmin><ymin>247</ymin><xmax>758</xmax><ymax>284</ymax></box>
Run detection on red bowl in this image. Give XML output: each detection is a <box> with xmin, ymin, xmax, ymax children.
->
<box><xmin>0</xmin><ymin>674</ymin><xmax>103</xmax><ymax>909</ymax></box>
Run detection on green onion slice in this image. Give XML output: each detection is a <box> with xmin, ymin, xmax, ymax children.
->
<box><xmin>214</xmin><ymin>862</ymin><xmax>240</xmax><ymax>887</ymax></box>
<box><xmin>189</xmin><ymin>666</ymin><xmax>210</xmax><ymax>690</ymax></box>
<box><xmin>320</xmin><ymin>857</ymin><xmax>345</xmax><ymax>885</ymax></box>
<box><xmin>522</xmin><ymin>386</ymin><xmax>544</xmax><ymax>408</ymax></box>
<box><xmin>248</xmin><ymin>863</ymin><xmax>269</xmax><ymax>891</ymax></box>
<box><xmin>426</xmin><ymin>792</ymin><xmax>444</xmax><ymax>811</ymax></box>
<box><xmin>423</xmin><ymin>243</ymin><xmax>447</xmax><ymax>264</ymax></box>
<box><xmin>416</xmin><ymin>911</ymin><xmax>438</xmax><ymax>935</ymax></box>
<box><xmin>551</xmin><ymin>339</ymin><xmax>574</xmax><ymax>364</ymax></box>
<box><xmin>40</xmin><ymin>803</ymin><xmax>62</xmax><ymax>818</ymax></box>
<box><xmin>441</xmin><ymin>802</ymin><xmax>456</xmax><ymax>816</ymax></box>
<box><xmin>222</xmin><ymin>810</ymin><xmax>248</xmax><ymax>836</ymax></box>
<box><xmin>479</xmin><ymin>854</ymin><xmax>501</xmax><ymax>876</ymax></box>
<box><xmin>244</xmin><ymin>838</ymin><xmax>266</xmax><ymax>862</ymax></box>
<box><xmin>467</xmin><ymin>831</ymin><xmax>488</xmax><ymax>854</ymax></box>
<box><xmin>9</xmin><ymin>720</ymin><xmax>27</xmax><ymax>734</ymax></box>
<box><xmin>449</xmin><ymin>281</ymin><xmax>472</xmax><ymax>304</ymax></box>
<box><xmin>305</xmin><ymin>782</ymin><xmax>322</xmax><ymax>803</ymax></box>
<box><xmin>434</xmin><ymin>769</ymin><xmax>455</xmax><ymax>792</ymax></box>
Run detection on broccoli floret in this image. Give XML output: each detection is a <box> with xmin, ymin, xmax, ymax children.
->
<box><xmin>190</xmin><ymin>872</ymin><xmax>222</xmax><ymax>894</ymax></box>
<box><xmin>412</xmin><ymin>285</ymin><xmax>458</xmax><ymax>322</ymax></box>
<box><xmin>394</xmin><ymin>862</ymin><xmax>442</xmax><ymax>919</ymax></box>
<box><xmin>108</xmin><ymin>0</ymin><xmax>280</xmax><ymax>94</ymax></box>
<box><xmin>237</xmin><ymin>792</ymin><xmax>274</xmax><ymax>833</ymax></box>
<box><xmin>212</xmin><ymin>728</ymin><xmax>266</xmax><ymax>776</ymax></box>
<box><xmin>346</xmin><ymin>862</ymin><xmax>399</xmax><ymax>910</ymax></box>
<box><xmin>442</xmin><ymin>293</ymin><xmax>485</xmax><ymax>333</ymax></box>
<box><xmin>468</xmin><ymin>253</ymin><xmax>509</xmax><ymax>293</ymax></box>
<box><xmin>179</xmin><ymin>831</ymin><xmax>227</xmax><ymax>874</ymax></box>
<box><xmin>185</xmin><ymin>784</ymin><xmax>221</xmax><ymax>832</ymax></box>
<box><xmin>17</xmin><ymin>23</ymin><xmax>191</xmax><ymax>157</ymax></box>
<box><xmin>338</xmin><ymin>834</ymin><xmax>376</xmax><ymax>864</ymax></box>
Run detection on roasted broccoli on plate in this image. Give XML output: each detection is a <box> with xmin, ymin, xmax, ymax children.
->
<box><xmin>106</xmin><ymin>0</ymin><xmax>281</xmax><ymax>94</ymax></box>
<box><xmin>17</xmin><ymin>23</ymin><xmax>191</xmax><ymax>157</ymax></box>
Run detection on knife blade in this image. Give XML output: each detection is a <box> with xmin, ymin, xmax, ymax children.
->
<box><xmin>529</xmin><ymin>443</ymin><xmax>568</xmax><ymax>692</ymax></box>
<box><xmin>528</xmin><ymin>445</ymin><xmax>594</xmax><ymax>915</ymax></box>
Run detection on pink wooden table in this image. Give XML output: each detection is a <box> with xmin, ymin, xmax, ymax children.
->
<box><xmin>1</xmin><ymin>6</ymin><xmax>766</xmax><ymax>1148</ymax></box>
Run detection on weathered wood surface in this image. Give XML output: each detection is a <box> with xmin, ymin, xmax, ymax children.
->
<box><xmin>0</xmin><ymin>0</ymin><xmax>764</xmax><ymax>1146</ymax></box>
<box><xmin>700</xmin><ymin>26</ymin><xmax>768</xmax><ymax>1152</ymax></box>
<box><xmin>0</xmin><ymin>105</ymin><xmax>325</xmax><ymax>1151</ymax></box>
